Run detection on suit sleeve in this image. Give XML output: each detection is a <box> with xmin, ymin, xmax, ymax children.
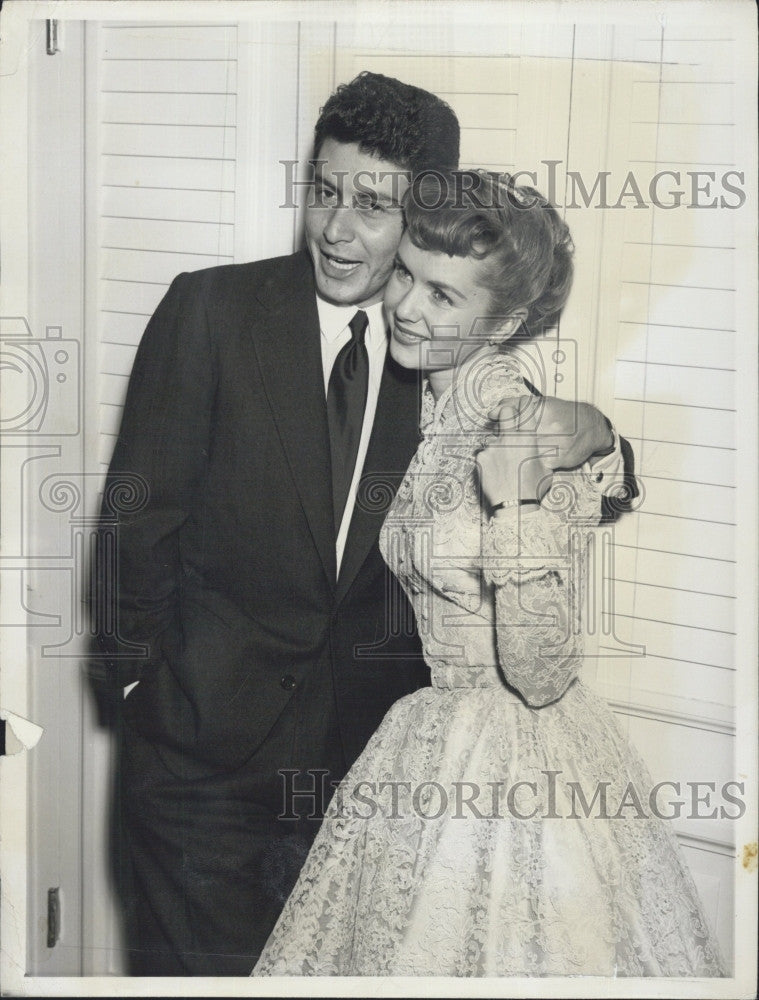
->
<box><xmin>578</xmin><ymin>423</ymin><xmax>640</xmax><ymax>523</ymax></box>
<box><xmin>598</xmin><ymin>432</ymin><xmax>640</xmax><ymax>524</ymax></box>
<box><xmin>519</xmin><ymin>381</ymin><xmax>639</xmax><ymax>523</ymax></box>
<box><xmin>92</xmin><ymin>271</ymin><xmax>217</xmax><ymax>689</ymax></box>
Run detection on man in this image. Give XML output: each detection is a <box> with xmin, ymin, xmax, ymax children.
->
<box><xmin>94</xmin><ymin>72</ymin><xmax>627</xmax><ymax>976</ymax></box>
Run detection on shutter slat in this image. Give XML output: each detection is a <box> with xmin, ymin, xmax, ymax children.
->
<box><xmin>442</xmin><ymin>93</ymin><xmax>518</xmax><ymax>130</ymax></box>
<box><xmin>636</xmin><ymin>440</ymin><xmax>734</xmax><ymax>488</ymax></box>
<box><xmin>612</xmin><ymin>545</ymin><xmax>734</xmax><ymax>598</ymax></box>
<box><xmin>101</xmin><ymin>278</ymin><xmax>169</xmax><ymax>316</ymax></box>
<box><xmin>629</xmin><ymin>122</ymin><xmax>734</xmax><ymax>164</ymax></box>
<box><xmin>103</xmin><ymin>186</ymin><xmax>235</xmax><ymax>224</ymax></box>
<box><xmin>613</xmin><ymin>512</ymin><xmax>735</xmax><ymax>561</ymax></box>
<box><xmin>351</xmin><ymin>54</ymin><xmax>520</xmax><ymax>95</ymax></box>
<box><xmin>637</xmin><ymin>477</ymin><xmax>734</xmax><ymax>525</ymax></box>
<box><xmin>102</xmin><ymin>59</ymin><xmax>237</xmax><ymax>94</ymax></box>
<box><xmin>620</xmin><ymin>617</ymin><xmax>734</xmax><ymax>669</ymax></box>
<box><xmin>621</xmin><ymin>244</ymin><xmax>735</xmax><ymax>290</ymax></box>
<box><xmin>103</xmin><ymin>91</ymin><xmax>237</xmax><ymax>126</ymax></box>
<box><xmin>102</xmin><ymin>154</ymin><xmax>235</xmax><ymax>192</ymax></box>
<box><xmin>102</xmin><ymin>123</ymin><xmax>236</xmax><ymax>160</ymax></box>
<box><xmin>101</xmin><ymin>342</ymin><xmax>139</xmax><ymax>378</ymax></box>
<box><xmin>103</xmin><ymin>217</ymin><xmax>234</xmax><ymax>257</ymax></box>
<box><xmin>459</xmin><ymin>127</ymin><xmax>517</xmax><ymax>165</ymax></box>
<box><xmin>617</xmin><ymin>324</ymin><xmax>735</xmax><ymax>370</ymax></box>
<box><xmin>619</xmin><ymin>284</ymin><xmax>734</xmax><ymax>330</ymax></box>
<box><xmin>615</xmin><ymin>360</ymin><xmax>734</xmax><ymax>410</ymax></box>
<box><xmin>101</xmin><ymin>311</ymin><xmax>149</xmax><ymax>348</ymax></box>
<box><xmin>102</xmin><ymin>248</ymin><xmax>233</xmax><ymax>285</ymax></box>
<box><xmin>613</xmin><ymin>399</ymin><xmax>734</xmax><ymax>449</ymax></box>
<box><xmin>101</xmin><ymin>24</ymin><xmax>236</xmax><ymax>61</ymax></box>
<box><xmin>614</xmin><ymin>580</ymin><xmax>734</xmax><ymax>633</ymax></box>
<box><xmin>618</xmin><ymin>655</ymin><xmax>734</xmax><ymax>705</ymax></box>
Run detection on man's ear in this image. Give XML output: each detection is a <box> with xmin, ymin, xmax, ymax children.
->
<box><xmin>489</xmin><ymin>308</ymin><xmax>528</xmax><ymax>345</ymax></box>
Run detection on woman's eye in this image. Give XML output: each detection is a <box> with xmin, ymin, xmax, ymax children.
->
<box><xmin>394</xmin><ymin>262</ymin><xmax>411</xmax><ymax>280</ymax></box>
<box><xmin>431</xmin><ymin>288</ymin><xmax>453</xmax><ymax>306</ymax></box>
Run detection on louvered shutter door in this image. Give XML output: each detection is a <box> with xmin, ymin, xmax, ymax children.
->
<box><xmin>93</xmin><ymin>21</ymin><xmax>238</xmax><ymax>473</ymax></box>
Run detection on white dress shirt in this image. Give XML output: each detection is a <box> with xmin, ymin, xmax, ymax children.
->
<box><xmin>317</xmin><ymin>295</ymin><xmax>389</xmax><ymax>575</ymax></box>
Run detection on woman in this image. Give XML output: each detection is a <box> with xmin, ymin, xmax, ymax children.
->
<box><xmin>253</xmin><ymin>171</ymin><xmax>726</xmax><ymax>977</ymax></box>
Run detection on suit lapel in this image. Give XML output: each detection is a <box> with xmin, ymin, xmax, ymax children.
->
<box><xmin>336</xmin><ymin>354</ymin><xmax>422</xmax><ymax>605</ymax></box>
<box><xmin>245</xmin><ymin>251</ymin><xmax>337</xmax><ymax>588</ymax></box>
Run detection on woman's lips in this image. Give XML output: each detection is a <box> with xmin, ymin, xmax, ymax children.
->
<box><xmin>392</xmin><ymin>322</ymin><xmax>427</xmax><ymax>345</ymax></box>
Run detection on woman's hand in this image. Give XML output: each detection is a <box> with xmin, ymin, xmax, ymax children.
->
<box><xmin>475</xmin><ymin>398</ymin><xmax>551</xmax><ymax>511</ymax></box>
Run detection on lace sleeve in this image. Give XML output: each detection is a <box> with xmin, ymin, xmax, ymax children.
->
<box><xmin>482</xmin><ymin>472</ymin><xmax>601</xmax><ymax>707</ymax></box>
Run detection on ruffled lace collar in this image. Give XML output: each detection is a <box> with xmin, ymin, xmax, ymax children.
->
<box><xmin>419</xmin><ymin>349</ymin><xmax>526</xmax><ymax>435</ymax></box>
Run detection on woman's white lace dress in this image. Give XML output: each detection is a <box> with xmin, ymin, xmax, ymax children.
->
<box><xmin>254</xmin><ymin>353</ymin><xmax>726</xmax><ymax>978</ymax></box>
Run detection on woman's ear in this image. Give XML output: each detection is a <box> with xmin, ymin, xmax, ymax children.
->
<box><xmin>488</xmin><ymin>308</ymin><xmax>528</xmax><ymax>346</ymax></box>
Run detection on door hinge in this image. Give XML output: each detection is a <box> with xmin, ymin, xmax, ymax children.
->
<box><xmin>46</xmin><ymin>20</ymin><xmax>60</xmax><ymax>56</ymax></box>
<box><xmin>47</xmin><ymin>887</ymin><xmax>60</xmax><ymax>948</ymax></box>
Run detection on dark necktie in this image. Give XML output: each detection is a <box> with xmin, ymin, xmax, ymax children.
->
<box><xmin>327</xmin><ymin>310</ymin><xmax>370</xmax><ymax>534</ymax></box>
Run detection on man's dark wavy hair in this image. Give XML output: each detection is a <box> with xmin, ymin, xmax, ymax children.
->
<box><xmin>313</xmin><ymin>71</ymin><xmax>460</xmax><ymax>176</ymax></box>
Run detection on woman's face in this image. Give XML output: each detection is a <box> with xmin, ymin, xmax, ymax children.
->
<box><xmin>384</xmin><ymin>233</ymin><xmax>498</xmax><ymax>374</ymax></box>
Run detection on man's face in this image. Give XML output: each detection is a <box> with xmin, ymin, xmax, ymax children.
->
<box><xmin>305</xmin><ymin>138</ymin><xmax>410</xmax><ymax>308</ymax></box>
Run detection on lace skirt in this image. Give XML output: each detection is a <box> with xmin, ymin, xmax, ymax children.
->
<box><xmin>253</xmin><ymin>680</ymin><xmax>726</xmax><ymax>977</ymax></box>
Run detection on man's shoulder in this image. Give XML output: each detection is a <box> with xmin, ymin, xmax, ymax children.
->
<box><xmin>178</xmin><ymin>249</ymin><xmax>312</xmax><ymax>296</ymax></box>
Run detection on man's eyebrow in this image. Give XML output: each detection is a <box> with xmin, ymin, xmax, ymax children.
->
<box><xmin>354</xmin><ymin>188</ymin><xmax>402</xmax><ymax>210</ymax></box>
<box><xmin>373</xmin><ymin>190</ymin><xmax>401</xmax><ymax>206</ymax></box>
<box><xmin>313</xmin><ymin>172</ymin><xmax>337</xmax><ymax>189</ymax></box>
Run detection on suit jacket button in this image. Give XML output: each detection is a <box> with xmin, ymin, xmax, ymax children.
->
<box><xmin>280</xmin><ymin>674</ymin><xmax>297</xmax><ymax>691</ymax></box>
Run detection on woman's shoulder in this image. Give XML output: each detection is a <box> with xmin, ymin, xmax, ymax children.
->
<box><xmin>452</xmin><ymin>351</ymin><xmax>531</xmax><ymax>426</ymax></box>
<box><xmin>481</xmin><ymin>352</ymin><xmax>532</xmax><ymax>399</ymax></box>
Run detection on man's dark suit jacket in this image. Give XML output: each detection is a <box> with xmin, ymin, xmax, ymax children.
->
<box><xmin>96</xmin><ymin>249</ymin><xmax>428</xmax><ymax>783</ymax></box>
